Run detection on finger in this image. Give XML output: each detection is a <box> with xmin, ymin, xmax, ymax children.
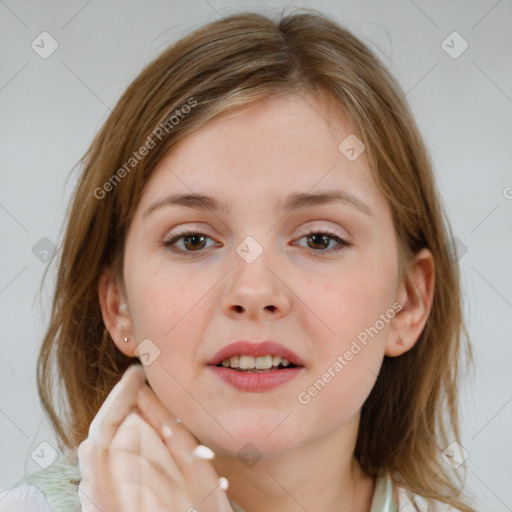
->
<box><xmin>78</xmin><ymin>364</ymin><xmax>147</xmax><ymax>512</ymax></box>
<box><xmin>88</xmin><ymin>364</ymin><xmax>147</xmax><ymax>447</ymax></box>
<box><xmin>110</xmin><ymin>413</ymin><xmax>193</xmax><ymax>512</ymax></box>
<box><xmin>114</xmin><ymin>481</ymin><xmax>166</xmax><ymax>512</ymax></box>
<box><xmin>110</xmin><ymin>453</ymin><xmax>188</xmax><ymax>512</ymax></box>
<box><xmin>136</xmin><ymin>385</ymin><xmax>233</xmax><ymax>512</ymax></box>
<box><xmin>78</xmin><ymin>435</ymin><xmax>119</xmax><ymax>512</ymax></box>
<box><xmin>77</xmin><ymin>476</ymin><xmax>106</xmax><ymax>512</ymax></box>
<box><xmin>137</xmin><ymin>384</ymin><xmax>200</xmax><ymax>457</ymax></box>
<box><xmin>110</xmin><ymin>412</ymin><xmax>185</xmax><ymax>487</ymax></box>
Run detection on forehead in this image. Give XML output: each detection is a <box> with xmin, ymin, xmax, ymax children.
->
<box><xmin>136</xmin><ymin>93</ymin><xmax>383</xmax><ymax>214</ymax></box>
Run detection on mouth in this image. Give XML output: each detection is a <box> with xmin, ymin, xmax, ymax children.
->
<box><xmin>206</xmin><ymin>340</ymin><xmax>306</xmax><ymax>368</ymax></box>
<box><xmin>214</xmin><ymin>354</ymin><xmax>301</xmax><ymax>372</ymax></box>
<box><xmin>206</xmin><ymin>341</ymin><xmax>305</xmax><ymax>392</ymax></box>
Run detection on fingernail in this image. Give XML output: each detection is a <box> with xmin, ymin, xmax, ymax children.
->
<box><xmin>219</xmin><ymin>476</ymin><xmax>229</xmax><ymax>491</ymax></box>
<box><xmin>161</xmin><ymin>424</ymin><xmax>173</xmax><ymax>438</ymax></box>
<box><xmin>192</xmin><ymin>444</ymin><xmax>215</xmax><ymax>460</ymax></box>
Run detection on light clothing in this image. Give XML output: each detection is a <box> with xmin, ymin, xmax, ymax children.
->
<box><xmin>0</xmin><ymin>449</ymin><xmax>456</xmax><ymax>511</ymax></box>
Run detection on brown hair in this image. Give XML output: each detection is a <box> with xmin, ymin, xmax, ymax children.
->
<box><xmin>37</xmin><ymin>8</ymin><xmax>475</xmax><ymax>510</ymax></box>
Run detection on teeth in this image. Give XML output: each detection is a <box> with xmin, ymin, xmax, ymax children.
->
<box><xmin>239</xmin><ymin>355</ymin><xmax>255</xmax><ymax>369</ymax></box>
<box><xmin>255</xmin><ymin>355</ymin><xmax>273</xmax><ymax>369</ymax></box>
<box><xmin>219</xmin><ymin>354</ymin><xmax>293</xmax><ymax>370</ymax></box>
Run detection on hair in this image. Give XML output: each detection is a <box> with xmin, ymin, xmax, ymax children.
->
<box><xmin>37</xmin><ymin>7</ymin><xmax>475</xmax><ymax>511</ymax></box>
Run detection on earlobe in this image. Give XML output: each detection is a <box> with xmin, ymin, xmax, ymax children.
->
<box><xmin>385</xmin><ymin>333</ymin><xmax>410</xmax><ymax>357</ymax></box>
<box><xmin>385</xmin><ymin>248</ymin><xmax>435</xmax><ymax>357</ymax></box>
<box><xmin>98</xmin><ymin>268</ymin><xmax>134</xmax><ymax>356</ymax></box>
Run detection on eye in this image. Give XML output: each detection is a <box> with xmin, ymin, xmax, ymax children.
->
<box><xmin>293</xmin><ymin>230</ymin><xmax>351</xmax><ymax>255</ymax></box>
<box><xmin>162</xmin><ymin>230</ymin><xmax>220</xmax><ymax>253</ymax></box>
<box><xmin>162</xmin><ymin>229</ymin><xmax>351</xmax><ymax>255</ymax></box>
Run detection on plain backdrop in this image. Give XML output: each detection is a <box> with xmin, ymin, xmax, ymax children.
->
<box><xmin>1</xmin><ymin>1</ymin><xmax>511</xmax><ymax>510</ymax></box>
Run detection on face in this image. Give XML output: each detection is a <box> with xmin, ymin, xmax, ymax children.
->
<box><xmin>115</xmin><ymin>93</ymin><xmax>402</xmax><ymax>457</ymax></box>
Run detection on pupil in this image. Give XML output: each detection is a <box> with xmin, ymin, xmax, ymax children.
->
<box><xmin>184</xmin><ymin>234</ymin><xmax>205</xmax><ymax>250</ymax></box>
<box><xmin>309</xmin><ymin>234</ymin><xmax>328</xmax><ymax>250</ymax></box>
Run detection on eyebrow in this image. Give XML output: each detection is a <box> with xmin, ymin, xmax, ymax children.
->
<box><xmin>143</xmin><ymin>190</ymin><xmax>373</xmax><ymax>218</ymax></box>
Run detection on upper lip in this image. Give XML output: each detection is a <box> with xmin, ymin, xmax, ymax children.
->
<box><xmin>207</xmin><ymin>341</ymin><xmax>306</xmax><ymax>367</ymax></box>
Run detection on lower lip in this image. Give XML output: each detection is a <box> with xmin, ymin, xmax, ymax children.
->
<box><xmin>208</xmin><ymin>365</ymin><xmax>304</xmax><ymax>392</ymax></box>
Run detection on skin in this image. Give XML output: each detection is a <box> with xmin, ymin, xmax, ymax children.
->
<box><xmin>96</xmin><ymin>92</ymin><xmax>435</xmax><ymax>512</ymax></box>
<box><xmin>78</xmin><ymin>364</ymin><xmax>235</xmax><ymax>511</ymax></box>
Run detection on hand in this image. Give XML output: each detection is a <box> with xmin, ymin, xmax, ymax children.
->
<box><xmin>77</xmin><ymin>364</ymin><xmax>234</xmax><ymax>512</ymax></box>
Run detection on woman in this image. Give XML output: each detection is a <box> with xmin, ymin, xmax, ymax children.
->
<box><xmin>1</xmin><ymin>8</ymin><xmax>476</xmax><ymax>512</ymax></box>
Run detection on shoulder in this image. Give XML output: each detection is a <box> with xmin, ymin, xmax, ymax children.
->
<box><xmin>0</xmin><ymin>448</ymin><xmax>82</xmax><ymax>512</ymax></box>
<box><xmin>0</xmin><ymin>485</ymin><xmax>54</xmax><ymax>512</ymax></box>
<box><xmin>396</xmin><ymin>484</ymin><xmax>462</xmax><ymax>511</ymax></box>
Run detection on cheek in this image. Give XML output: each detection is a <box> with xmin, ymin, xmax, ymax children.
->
<box><xmin>295</xmin><ymin>248</ymin><xmax>397</xmax><ymax>416</ymax></box>
<box><xmin>296</xmin><ymin>287</ymin><xmax>390</xmax><ymax>434</ymax></box>
<box><xmin>126</xmin><ymin>254</ymin><xmax>208</xmax><ymax>337</ymax></box>
<box><xmin>304</xmin><ymin>252</ymin><xmax>398</xmax><ymax>348</ymax></box>
<box><xmin>125</xmin><ymin>257</ymin><xmax>218</xmax><ymax>384</ymax></box>
<box><xmin>124</xmin><ymin>264</ymin><xmax>210</xmax><ymax>415</ymax></box>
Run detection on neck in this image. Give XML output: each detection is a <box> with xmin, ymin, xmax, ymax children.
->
<box><xmin>210</xmin><ymin>417</ymin><xmax>375</xmax><ymax>512</ymax></box>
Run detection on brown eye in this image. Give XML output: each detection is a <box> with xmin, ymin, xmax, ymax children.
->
<box><xmin>181</xmin><ymin>234</ymin><xmax>207</xmax><ymax>251</ymax></box>
<box><xmin>163</xmin><ymin>231</ymin><xmax>219</xmax><ymax>253</ymax></box>
<box><xmin>295</xmin><ymin>231</ymin><xmax>351</xmax><ymax>254</ymax></box>
<box><xmin>306</xmin><ymin>233</ymin><xmax>331</xmax><ymax>250</ymax></box>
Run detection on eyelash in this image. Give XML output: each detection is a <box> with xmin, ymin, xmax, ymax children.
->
<box><xmin>161</xmin><ymin>228</ymin><xmax>352</xmax><ymax>256</ymax></box>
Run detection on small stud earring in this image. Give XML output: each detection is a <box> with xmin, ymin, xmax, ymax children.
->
<box><xmin>124</xmin><ymin>336</ymin><xmax>129</xmax><ymax>343</ymax></box>
<box><xmin>396</xmin><ymin>335</ymin><xmax>404</xmax><ymax>346</ymax></box>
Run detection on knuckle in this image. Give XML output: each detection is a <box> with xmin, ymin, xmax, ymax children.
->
<box><xmin>77</xmin><ymin>439</ymin><xmax>91</xmax><ymax>459</ymax></box>
<box><xmin>78</xmin><ymin>437</ymin><xmax>104</xmax><ymax>460</ymax></box>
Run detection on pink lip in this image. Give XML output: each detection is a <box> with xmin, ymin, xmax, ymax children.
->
<box><xmin>208</xmin><ymin>365</ymin><xmax>304</xmax><ymax>392</ymax></box>
<box><xmin>206</xmin><ymin>340</ymin><xmax>306</xmax><ymax>367</ymax></box>
<box><xmin>206</xmin><ymin>341</ymin><xmax>306</xmax><ymax>393</ymax></box>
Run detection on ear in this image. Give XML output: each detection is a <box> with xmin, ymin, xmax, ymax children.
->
<box><xmin>98</xmin><ymin>267</ymin><xmax>134</xmax><ymax>357</ymax></box>
<box><xmin>385</xmin><ymin>248</ymin><xmax>435</xmax><ymax>357</ymax></box>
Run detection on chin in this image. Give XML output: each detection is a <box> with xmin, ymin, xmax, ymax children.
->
<box><xmin>211</xmin><ymin>436</ymin><xmax>300</xmax><ymax>464</ymax></box>
<box><xmin>195</xmin><ymin>413</ymin><xmax>304</xmax><ymax>458</ymax></box>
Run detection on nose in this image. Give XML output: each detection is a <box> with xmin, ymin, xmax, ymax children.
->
<box><xmin>221</xmin><ymin>256</ymin><xmax>291</xmax><ymax>322</ymax></box>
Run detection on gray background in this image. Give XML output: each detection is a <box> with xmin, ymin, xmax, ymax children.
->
<box><xmin>1</xmin><ymin>0</ymin><xmax>511</xmax><ymax>510</ymax></box>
